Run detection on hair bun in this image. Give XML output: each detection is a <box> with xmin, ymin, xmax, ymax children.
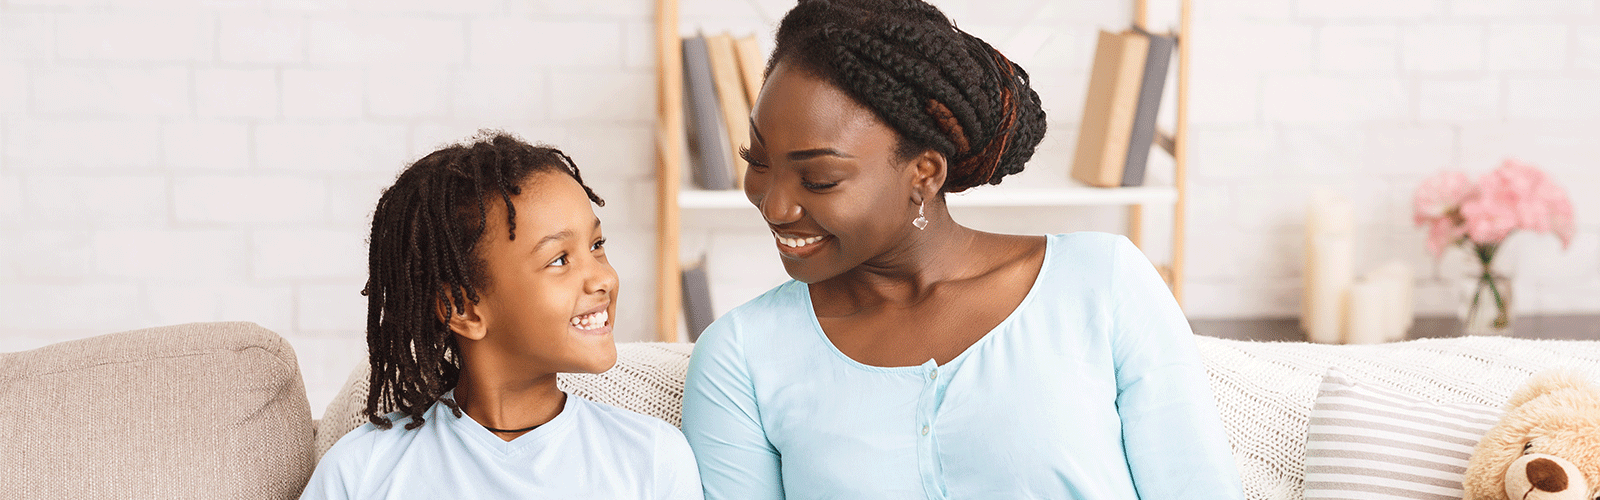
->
<box><xmin>771</xmin><ymin>0</ymin><xmax>1047</xmax><ymax>193</ymax></box>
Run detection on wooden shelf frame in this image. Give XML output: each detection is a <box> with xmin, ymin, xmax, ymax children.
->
<box><xmin>652</xmin><ymin>0</ymin><xmax>1191</xmax><ymax>341</ymax></box>
<box><xmin>679</xmin><ymin>185</ymin><xmax>1178</xmax><ymax>210</ymax></box>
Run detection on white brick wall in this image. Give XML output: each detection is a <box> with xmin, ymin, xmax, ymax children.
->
<box><xmin>2</xmin><ymin>0</ymin><xmax>1597</xmax><ymax>418</ymax></box>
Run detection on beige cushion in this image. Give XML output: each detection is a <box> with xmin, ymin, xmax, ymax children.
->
<box><xmin>0</xmin><ymin>322</ymin><xmax>315</xmax><ymax>500</ymax></box>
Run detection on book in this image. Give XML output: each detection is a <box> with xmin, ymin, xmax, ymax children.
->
<box><xmin>680</xmin><ymin>260</ymin><xmax>715</xmax><ymax>341</ymax></box>
<box><xmin>1070</xmin><ymin>29</ymin><xmax>1149</xmax><ymax>188</ymax></box>
<box><xmin>1121</xmin><ymin>28</ymin><xmax>1174</xmax><ymax>187</ymax></box>
<box><xmin>705</xmin><ymin>33</ymin><xmax>751</xmax><ymax>188</ymax></box>
<box><xmin>733</xmin><ymin>34</ymin><xmax>765</xmax><ymax>106</ymax></box>
<box><xmin>682</xmin><ymin>34</ymin><xmax>735</xmax><ymax>191</ymax></box>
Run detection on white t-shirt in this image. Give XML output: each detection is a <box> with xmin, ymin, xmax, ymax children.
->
<box><xmin>301</xmin><ymin>391</ymin><xmax>703</xmax><ymax>500</ymax></box>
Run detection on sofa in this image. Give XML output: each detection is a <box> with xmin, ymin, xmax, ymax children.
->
<box><xmin>7</xmin><ymin>321</ymin><xmax>1600</xmax><ymax>499</ymax></box>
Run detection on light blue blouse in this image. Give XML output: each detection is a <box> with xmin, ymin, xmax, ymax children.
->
<box><xmin>681</xmin><ymin>232</ymin><xmax>1243</xmax><ymax>500</ymax></box>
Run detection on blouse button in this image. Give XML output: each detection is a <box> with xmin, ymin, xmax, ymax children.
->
<box><xmin>921</xmin><ymin>425</ymin><xmax>930</xmax><ymax>436</ymax></box>
<box><xmin>929</xmin><ymin>369</ymin><xmax>938</xmax><ymax>380</ymax></box>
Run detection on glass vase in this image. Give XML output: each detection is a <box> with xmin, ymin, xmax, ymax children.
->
<box><xmin>1459</xmin><ymin>269</ymin><xmax>1513</xmax><ymax>336</ymax></box>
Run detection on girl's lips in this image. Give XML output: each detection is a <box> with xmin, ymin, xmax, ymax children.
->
<box><xmin>570</xmin><ymin>302</ymin><xmax>611</xmax><ymax>335</ymax></box>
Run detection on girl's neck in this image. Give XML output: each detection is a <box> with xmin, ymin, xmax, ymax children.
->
<box><xmin>452</xmin><ymin>365</ymin><xmax>565</xmax><ymax>442</ymax></box>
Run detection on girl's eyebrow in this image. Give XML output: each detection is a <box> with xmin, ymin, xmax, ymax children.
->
<box><xmin>531</xmin><ymin>219</ymin><xmax>601</xmax><ymax>252</ymax></box>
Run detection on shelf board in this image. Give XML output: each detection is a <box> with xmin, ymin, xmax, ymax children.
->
<box><xmin>678</xmin><ymin>185</ymin><xmax>1177</xmax><ymax>209</ymax></box>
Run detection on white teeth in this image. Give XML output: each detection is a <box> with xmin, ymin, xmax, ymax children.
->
<box><xmin>570</xmin><ymin>310</ymin><xmax>608</xmax><ymax>330</ymax></box>
<box><xmin>775</xmin><ymin>234</ymin><xmax>825</xmax><ymax>248</ymax></box>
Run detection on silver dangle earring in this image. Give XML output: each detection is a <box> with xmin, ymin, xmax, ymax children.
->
<box><xmin>912</xmin><ymin>201</ymin><xmax>929</xmax><ymax>230</ymax></box>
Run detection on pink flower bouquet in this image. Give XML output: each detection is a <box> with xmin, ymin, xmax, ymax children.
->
<box><xmin>1412</xmin><ymin>159</ymin><xmax>1575</xmax><ymax>332</ymax></box>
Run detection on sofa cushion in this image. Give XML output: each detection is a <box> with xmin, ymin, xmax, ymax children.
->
<box><xmin>1301</xmin><ymin>369</ymin><xmax>1502</xmax><ymax>499</ymax></box>
<box><xmin>1200</xmin><ymin>335</ymin><xmax>1600</xmax><ymax>500</ymax></box>
<box><xmin>0</xmin><ymin>322</ymin><xmax>315</xmax><ymax>500</ymax></box>
<box><xmin>315</xmin><ymin>335</ymin><xmax>1600</xmax><ymax>500</ymax></box>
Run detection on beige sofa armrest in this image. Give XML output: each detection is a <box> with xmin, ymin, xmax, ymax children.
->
<box><xmin>0</xmin><ymin>322</ymin><xmax>315</xmax><ymax>500</ymax></box>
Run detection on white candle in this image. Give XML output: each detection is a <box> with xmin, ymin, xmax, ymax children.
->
<box><xmin>1344</xmin><ymin>279</ymin><xmax>1388</xmax><ymax>344</ymax></box>
<box><xmin>1371</xmin><ymin>261</ymin><xmax>1415</xmax><ymax>342</ymax></box>
<box><xmin>1302</xmin><ymin>191</ymin><xmax>1355</xmax><ymax>344</ymax></box>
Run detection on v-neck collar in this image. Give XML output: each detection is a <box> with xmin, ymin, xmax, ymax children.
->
<box><xmin>442</xmin><ymin>390</ymin><xmax>580</xmax><ymax>457</ymax></box>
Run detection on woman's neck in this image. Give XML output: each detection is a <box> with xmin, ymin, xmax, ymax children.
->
<box><xmin>824</xmin><ymin>203</ymin><xmax>991</xmax><ymax>305</ymax></box>
<box><xmin>452</xmin><ymin>359</ymin><xmax>565</xmax><ymax>442</ymax></box>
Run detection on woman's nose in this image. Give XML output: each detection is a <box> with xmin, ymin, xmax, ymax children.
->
<box><xmin>755</xmin><ymin>186</ymin><xmax>802</xmax><ymax>225</ymax></box>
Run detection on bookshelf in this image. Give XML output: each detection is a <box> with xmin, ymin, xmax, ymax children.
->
<box><xmin>679</xmin><ymin>185</ymin><xmax>1179</xmax><ymax>209</ymax></box>
<box><xmin>652</xmin><ymin>0</ymin><xmax>1192</xmax><ymax>342</ymax></box>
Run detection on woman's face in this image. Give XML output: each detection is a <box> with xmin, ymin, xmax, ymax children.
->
<box><xmin>742</xmin><ymin>61</ymin><xmax>921</xmax><ymax>283</ymax></box>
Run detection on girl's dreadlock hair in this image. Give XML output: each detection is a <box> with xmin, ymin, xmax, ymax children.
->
<box><xmin>361</xmin><ymin>131</ymin><xmax>602</xmax><ymax>430</ymax></box>
<box><xmin>769</xmin><ymin>0</ymin><xmax>1047</xmax><ymax>193</ymax></box>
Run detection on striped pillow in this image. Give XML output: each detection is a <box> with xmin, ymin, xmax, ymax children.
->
<box><xmin>1303</xmin><ymin>369</ymin><xmax>1503</xmax><ymax>500</ymax></box>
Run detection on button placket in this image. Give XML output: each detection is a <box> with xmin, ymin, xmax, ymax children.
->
<box><xmin>915</xmin><ymin>361</ymin><xmax>949</xmax><ymax>499</ymax></box>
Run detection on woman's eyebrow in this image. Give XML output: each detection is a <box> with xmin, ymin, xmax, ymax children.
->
<box><xmin>787</xmin><ymin>148</ymin><xmax>854</xmax><ymax>161</ymax></box>
<box><xmin>749</xmin><ymin>117</ymin><xmax>853</xmax><ymax>160</ymax></box>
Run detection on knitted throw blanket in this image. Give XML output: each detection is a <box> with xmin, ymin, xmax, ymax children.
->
<box><xmin>315</xmin><ymin>336</ymin><xmax>1600</xmax><ymax>500</ymax></box>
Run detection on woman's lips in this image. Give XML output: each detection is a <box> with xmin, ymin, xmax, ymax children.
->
<box><xmin>773</xmin><ymin>232</ymin><xmax>830</xmax><ymax>258</ymax></box>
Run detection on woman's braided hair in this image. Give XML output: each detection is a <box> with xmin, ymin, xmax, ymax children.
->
<box><xmin>769</xmin><ymin>0</ymin><xmax>1047</xmax><ymax>193</ymax></box>
<box><xmin>362</xmin><ymin>131</ymin><xmax>602</xmax><ymax>430</ymax></box>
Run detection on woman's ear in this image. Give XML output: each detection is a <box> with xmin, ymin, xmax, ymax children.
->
<box><xmin>910</xmin><ymin>150</ymin><xmax>947</xmax><ymax>204</ymax></box>
<box><xmin>435</xmin><ymin>289</ymin><xmax>488</xmax><ymax>341</ymax></box>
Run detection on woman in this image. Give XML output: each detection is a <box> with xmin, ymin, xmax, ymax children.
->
<box><xmin>681</xmin><ymin>1</ymin><xmax>1243</xmax><ymax>498</ymax></box>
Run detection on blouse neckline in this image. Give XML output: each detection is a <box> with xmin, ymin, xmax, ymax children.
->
<box><xmin>799</xmin><ymin>234</ymin><xmax>1056</xmax><ymax>372</ymax></box>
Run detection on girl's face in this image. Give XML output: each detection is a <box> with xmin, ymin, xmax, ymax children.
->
<box><xmin>742</xmin><ymin>61</ymin><xmax>922</xmax><ymax>284</ymax></box>
<box><xmin>470</xmin><ymin>171</ymin><xmax>618</xmax><ymax>374</ymax></box>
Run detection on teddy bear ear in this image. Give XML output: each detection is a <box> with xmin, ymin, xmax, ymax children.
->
<box><xmin>1503</xmin><ymin>369</ymin><xmax>1596</xmax><ymax>411</ymax></box>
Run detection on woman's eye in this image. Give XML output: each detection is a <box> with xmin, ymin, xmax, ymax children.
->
<box><xmin>738</xmin><ymin>147</ymin><xmax>768</xmax><ymax>169</ymax></box>
<box><xmin>549</xmin><ymin>254</ymin><xmax>568</xmax><ymax>267</ymax></box>
<box><xmin>591</xmin><ymin>238</ymin><xmax>606</xmax><ymax>251</ymax></box>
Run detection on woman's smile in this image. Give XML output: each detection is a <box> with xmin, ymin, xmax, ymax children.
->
<box><xmin>773</xmin><ymin>231</ymin><xmax>832</xmax><ymax>259</ymax></box>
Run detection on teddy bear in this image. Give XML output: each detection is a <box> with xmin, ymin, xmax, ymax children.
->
<box><xmin>1464</xmin><ymin>370</ymin><xmax>1600</xmax><ymax>500</ymax></box>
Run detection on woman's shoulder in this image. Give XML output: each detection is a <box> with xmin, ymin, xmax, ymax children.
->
<box><xmin>1046</xmin><ymin>231</ymin><xmax>1131</xmax><ymax>257</ymax></box>
<box><xmin>1034</xmin><ymin>231</ymin><xmax>1135</xmax><ymax>280</ymax></box>
<box><xmin>694</xmin><ymin>279</ymin><xmax>806</xmax><ymax>345</ymax></box>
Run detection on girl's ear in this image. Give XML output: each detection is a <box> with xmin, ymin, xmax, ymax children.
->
<box><xmin>909</xmin><ymin>150</ymin><xmax>947</xmax><ymax>204</ymax></box>
<box><xmin>435</xmin><ymin>289</ymin><xmax>488</xmax><ymax>341</ymax></box>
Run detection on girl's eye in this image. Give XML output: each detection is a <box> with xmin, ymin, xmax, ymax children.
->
<box><xmin>739</xmin><ymin>147</ymin><xmax>769</xmax><ymax>170</ymax></box>
<box><xmin>549</xmin><ymin>254</ymin><xmax>568</xmax><ymax>267</ymax></box>
<box><xmin>802</xmin><ymin>180</ymin><xmax>839</xmax><ymax>190</ymax></box>
<box><xmin>591</xmin><ymin>238</ymin><xmax>606</xmax><ymax>251</ymax></box>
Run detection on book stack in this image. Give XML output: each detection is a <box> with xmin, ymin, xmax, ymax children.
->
<box><xmin>682</xmin><ymin>32</ymin><xmax>766</xmax><ymax>191</ymax></box>
<box><xmin>678</xmin><ymin>31</ymin><xmax>767</xmax><ymax>338</ymax></box>
<box><xmin>1071</xmin><ymin>27</ymin><xmax>1176</xmax><ymax>188</ymax></box>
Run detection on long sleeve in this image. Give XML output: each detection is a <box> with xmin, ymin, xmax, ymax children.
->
<box><xmin>1107</xmin><ymin>236</ymin><xmax>1244</xmax><ymax>499</ymax></box>
<box><xmin>681</xmin><ymin>319</ymin><xmax>784</xmax><ymax>500</ymax></box>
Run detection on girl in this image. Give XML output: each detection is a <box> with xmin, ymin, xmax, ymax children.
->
<box><xmin>681</xmin><ymin>1</ymin><xmax>1243</xmax><ymax>498</ymax></box>
<box><xmin>303</xmin><ymin>132</ymin><xmax>702</xmax><ymax>500</ymax></box>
